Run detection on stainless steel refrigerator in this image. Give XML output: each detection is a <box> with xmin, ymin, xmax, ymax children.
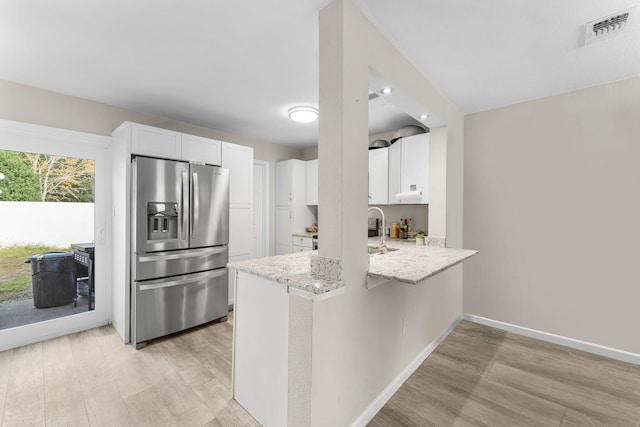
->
<box><xmin>131</xmin><ymin>156</ymin><xmax>229</xmax><ymax>348</ymax></box>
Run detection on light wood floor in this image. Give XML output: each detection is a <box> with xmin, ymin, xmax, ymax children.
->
<box><xmin>2</xmin><ymin>317</ymin><xmax>639</xmax><ymax>427</ymax></box>
<box><xmin>369</xmin><ymin>320</ymin><xmax>640</xmax><ymax>427</ymax></box>
<box><xmin>0</xmin><ymin>312</ymin><xmax>259</xmax><ymax>427</ymax></box>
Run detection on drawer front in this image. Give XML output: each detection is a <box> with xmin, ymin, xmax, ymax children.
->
<box><xmin>134</xmin><ymin>246</ymin><xmax>228</xmax><ymax>281</ymax></box>
<box><xmin>133</xmin><ymin>268</ymin><xmax>228</xmax><ymax>344</ymax></box>
<box><xmin>292</xmin><ymin>236</ymin><xmax>312</xmax><ymax>248</ymax></box>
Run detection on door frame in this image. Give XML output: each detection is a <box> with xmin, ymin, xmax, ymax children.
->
<box><xmin>0</xmin><ymin>119</ymin><xmax>112</xmax><ymax>351</ymax></box>
<box><xmin>252</xmin><ymin>160</ymin><xmax>269</xmax><ymax>258</ymax></box>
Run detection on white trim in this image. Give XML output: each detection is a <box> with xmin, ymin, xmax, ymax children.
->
<box><xmin>350</xmin><ymin>315</ymin><xmax>462</xmax><ymax>427</ymax></box>
<box><xmin>252</xmin><ymin>160</ymin><xmax>269</xmax><ymax>258</ymax></box>
<box><xmin>0</xmin><ymin>119</ymin><xmax>112</xmax><ymax>352</ymax></box>
<box><xmin>463</xmin><ymin>314</ymin><xmax>640</xmax><ymax>366</ymax></box>
<box><xmin>0</xmin><ymin>118</ymin><xmax>111</xmax><ymax>150</ymax></box>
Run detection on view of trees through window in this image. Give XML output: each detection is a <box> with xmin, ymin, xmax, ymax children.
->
<box><xmin>0</xmin><ymin>150</ymin><xmax>94</xmax><ymax>202</ymax></box>
<box><xmin>0</xmin><ymin>148</ymin><xmax>95</xmax><ymax>330</ymax></box>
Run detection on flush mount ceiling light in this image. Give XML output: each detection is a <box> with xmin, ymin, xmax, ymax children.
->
<box><xmin>288</xmin><ymin>106</ymin><xmax>319</xmax><ymax>123</ymax></box>
<box><xmin>419</xmin><ymin>113</ymin><xmax>429</xmax><ymax>120</ymax></box>
<box><xmin>380</xmin><ymin>87</ymin><xmax>393</xmax><ymax>95</ymax></box>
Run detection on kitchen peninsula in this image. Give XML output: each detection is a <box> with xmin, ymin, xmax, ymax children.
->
<box><xmin>227</xmin><ymin>239</ymin><xmax>477</xmax><ymax>426</ymax></box>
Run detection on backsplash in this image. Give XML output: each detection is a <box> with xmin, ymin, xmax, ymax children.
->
<box><xmin>368</xmin><ymin>204</ymin><xmax>429</xmax><ymax>235</ymax></box>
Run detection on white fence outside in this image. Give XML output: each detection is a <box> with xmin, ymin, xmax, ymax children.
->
<box><xmin>0</xmin><ymin>201</ymin><xmax>94</xmax><ymax>248</ymax></box>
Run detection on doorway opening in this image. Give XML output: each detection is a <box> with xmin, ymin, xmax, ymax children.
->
<box><xmin>0</xmin><ymin>119</ymin><xmax>110</xmax><ymax>352</ymax></box>
<box><xmin>0</xmin><ymin>149</ymin><xmax>95</xmax><ymax>330</ymax></box>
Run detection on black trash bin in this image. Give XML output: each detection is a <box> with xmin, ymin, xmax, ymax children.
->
<box><xmin>26</xmin><ymin>252</ymin><xmax>76</xmax><ymax>308</ymax></box>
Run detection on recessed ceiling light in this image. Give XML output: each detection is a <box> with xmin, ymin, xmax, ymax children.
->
<box><xmin>380</xmin><ymin>87</ymin><xmax>393</xmax><ymax>95</ymax></box>
<box><xmin>419</xmin><ymin>114</ymin><xmax>429</xmax><ymax>120</ymax></box>
<box><xmin>288</xmin><ymin>106</ymin><xmax>319</xmax><ymax>123</ymax></box>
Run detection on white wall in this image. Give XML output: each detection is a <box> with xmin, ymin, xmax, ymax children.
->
<box><xmin>310</xmin><ymin>1</ymin><xmax>465</xmax><ymax>425</ymax></box>
<box><xmin>463</xmin><ymin>76</ymin><xmax>640</xmax><ymax>355</ymax></box>
<box><xmin>0</xmin><ymin>201</ymin><xmax>94</xmax><ymax>247</ymax></box>
<box><xmin>0</xmin><ymin>79</ymin><xmax>303</xmax><ymax>256</ymax></box>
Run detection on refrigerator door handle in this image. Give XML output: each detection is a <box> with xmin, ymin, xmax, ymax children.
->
<box><xmin>138</xmin><ymin>269</ymin><xmax>227</xmax><ymax>291</ymax></box>
<box><xmin>138</xmin><ymin>246</ymin><xmax>228</xmax><ymax>262</ymax></box>
<box><xmin>191</xmin><ymin>172</ymin><xmax>199</xmax><ymax>239</ymax></box>
<box><xmin>180</xmin><ymin>171</ymin><xmax>189</xmax><ymax>246</ymax></box>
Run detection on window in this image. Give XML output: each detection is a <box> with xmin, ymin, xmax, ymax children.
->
<box><xmin>0</xmin><ymin>119</ymin><xmax>110</xmax><ymax>351</ymax></box>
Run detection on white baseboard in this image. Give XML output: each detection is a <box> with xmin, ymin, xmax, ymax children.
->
<box><xmin>350</xmin><ymin>315</ymin><xmax>462</xmax><ymax>427</ymax></box>
<box><xmin>463</xmin><ymin>314</ymin><xmax>640</xmax><ymax>366</ymax></box>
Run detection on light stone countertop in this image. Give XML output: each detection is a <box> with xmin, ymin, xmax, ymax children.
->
<box><xmin>367</xmin><ymin>241</ymin><xmax>478</xmax><ymax>284</ymax></box>
<box><xmin>228</xmin><ymin>237</ymin><xmax>477</xmax><ymax>299</ymax></box>
<box><xmin>227</xmin><ymin>251</ymin><xmax>344</xmax><ymax>299</ymax></box>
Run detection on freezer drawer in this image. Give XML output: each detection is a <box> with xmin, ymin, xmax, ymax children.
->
<box><xmin>134</xmin><ymin>246</ymin><xmax>228</xmax><ymax>281</ymax></box>
<box><xmin>132</xmin><ymin>268</ymin><xmax>228</xmax><ymax>345</ymax></box>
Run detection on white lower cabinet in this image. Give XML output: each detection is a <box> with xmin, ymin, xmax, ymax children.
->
<box><xmin>276</xmin><ymin>207</ymin><xmax>292</xmax><ymax>255</ymax></box>
<box><xmin>292</xmin><ymin>236</ymin><xmax>313</xmax><ymax>252</ymax></box>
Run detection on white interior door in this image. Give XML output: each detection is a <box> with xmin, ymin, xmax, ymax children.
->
<box><xmin>251</xmin><ymin>161</ymin><xmax>269</xmax><ymax>259</ymax></box>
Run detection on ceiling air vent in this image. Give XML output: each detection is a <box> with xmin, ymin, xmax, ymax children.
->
<box><xmin>583</xmin><ymin>8</ymin><xmax>634</xmax><ymax>45</ymax></box>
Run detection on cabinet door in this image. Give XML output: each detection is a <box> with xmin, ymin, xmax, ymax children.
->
<box><xmin>292</xmin><ymin>236</ymin><xmax>312</xmax><ymax>248</ymax></box>
<box><xmin>229</xmin><ymin>205</ymin><xmax>252</xmax><ymax>259</ymax></box>
<box><xmin>182</xmin><ymin>134</ymin><xmax>221</xmax><ymax>166</ymax></box>
<box><xmin>276</xmin><ymin>159</ymin><xmax>307</xmax><ymax>206</ymax></box>
<box><xmin>368</xmin><ymin>148</ymin><xmax>388</xmax><ymax>205</ymax></box>
<box><xmin>305</xmin><ymin>159</ymin><xmax>318</xmax><ymax>205</ymax></box>
<box><xmin>222</xmin><ymin>142</ymin><xmax>253</xmax><ymax>205</ymax></box>
<box><xmin>131</xmin><ymin>123</ymin><xmax>182</xmax><ymax>159</ymax></box>
<box><xmin>276</xmin><ymin>161</ymin><xmax>293</xmax><ymax>206</ymax></box>
<box><xmin>400</xmin><ymin>134</ymin><xmax>429</xmax><ymax>204</ymax></box>
<box><xmin>275</xmin><ymin>206</ymin><xmax>292</xmax><ymax>255</ymax></box>
<box><xmin>388</xmin><ymin>140</ymin><xmax>402</xmax><ymax>204</ymax></box>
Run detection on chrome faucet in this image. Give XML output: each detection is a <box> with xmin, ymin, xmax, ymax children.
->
<box><xmin>368</xmin><ymin>206</ymin><xmax>387</xmax><ymax>253</ymax></box>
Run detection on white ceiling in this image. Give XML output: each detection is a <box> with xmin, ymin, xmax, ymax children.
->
<box><xmin>1</xmin><ymin>0</ymin><xmax>639</xmax><ymax>149</ymax></box>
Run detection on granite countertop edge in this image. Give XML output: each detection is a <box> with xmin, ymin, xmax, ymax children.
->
<box><xmin>227</xmin><ymin>252</ymin><xmax>343</xmax><ymax>298</ymax></box>
<box><xmin>367</xmin><ymin>249</ymin><xmax>478</xmax><ymax>284</ymax></box>
<box><xmin>228</xmin><ymin>242</ymin><xmax>478</xmax><ymax>298</ymax></box>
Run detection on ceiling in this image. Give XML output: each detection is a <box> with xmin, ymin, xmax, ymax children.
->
<box><xmin>1</xmin><ymin>1</ymin><xmax>639</xmax><ymax>149</ymax></box>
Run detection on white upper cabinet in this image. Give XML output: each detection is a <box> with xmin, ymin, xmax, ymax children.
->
<box><xmin>276</xmin><ymin>159</ymin><xmax>316</xmax><ymax>255</ymax></box>
<box><xmin>130</xmin><ymin>123</ymin><xmax>182</xmax><ymax>159</ymax></box>
<box><xmin>222</xmin><ymin>142</ymin><xmax>253</xmax><ymax>205</ymax></box>
<box><xmin>128</xmin><ymin>122</ymin><xmax>222</xmax><ymax>166</ymax></box>
<box><xmin>182</xmin><ymin>134</ymin><xmax>222</xmax><ymax>166</ymax></box>
<box><xmin>388</xmin><ymin>133</ymin><xmax>429</xmax><ymax>204</ymax></box>
<box><xmin>276</xmin><ymin>159</ymin><xmax>306</xmax><ymax>206</ymax></box>
<box><xmin>306</xmin><ymin>159</ymin><xmax>318</xmax><ymax>205</ymax></box>
<box><xmin>368</xmin><ymin>148</ymin><xmax>388</xmax><ymax>205</ymax></box>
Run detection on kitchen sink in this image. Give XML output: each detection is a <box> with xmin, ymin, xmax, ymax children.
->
<box><xmin>368</xmin><ymin>246</ymin><xmax>399</xmax><ymax>255</ymax></box>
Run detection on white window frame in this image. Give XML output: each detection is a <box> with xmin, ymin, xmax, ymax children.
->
<box><xmin>0</xmin><ymin>119</ymin><xmax>112</xmax><ymax>351</ymax></box>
